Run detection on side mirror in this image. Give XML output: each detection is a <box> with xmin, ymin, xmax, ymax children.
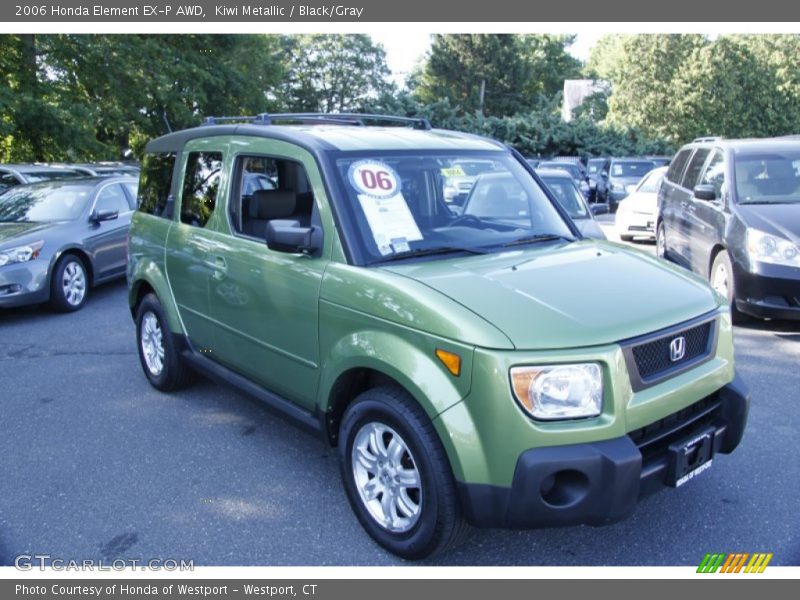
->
<box><xmin>266</xmin><ymin>220</ymin><xmax>322</xmax><ymax>254</ymax></box>
<box><xmin>590</xmin><ymin>203</ymin><xmax>610</xmax><ymax>216</ymax></box>
<box><xmin>91</xmin><ymin>209</ymin><xmax>119</xmax><ymax>222</ymax></box>
<box><xmin>449</xmin><ymin>205</ymin><xmax>464</xmax><ymax>216</ymax></box>
<box><xmin>600</xmin><ymin>171</ymin><xmax>609</xmax><ymax>179</ymax></box>
<box><xmin>693</xmin><ymin>184</ymin><xmax>717</xmax><ymax>201</ymax></box>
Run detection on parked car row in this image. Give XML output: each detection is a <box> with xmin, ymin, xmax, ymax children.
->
<box><xmin>525</xmin><ymin>155</ymin><xmax>668</xmax><ymax>210</ymax></box>
<box><xmin>0</xmin><ymin>162</ymin><xmax>140</xmax><ymax>193</ymax></box>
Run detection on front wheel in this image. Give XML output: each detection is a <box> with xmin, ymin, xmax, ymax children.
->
<box><xmin>50</xmin><ymin>254</ymin><xmax>89</xmax><ymax>312</ymax></box>
<box><xmin>339</xmin><ymin>386</ymin><xmax>467</xmax><ymax>559</ymax></box>
<box><xmin>710</xmin><ymin>252</ymin><xmax>749</xmax><ymax>324</ymax></box>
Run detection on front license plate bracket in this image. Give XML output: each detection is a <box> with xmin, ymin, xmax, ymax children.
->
<box><xmin>667</xmin><ymin>426</ymin><xmax>715</xmax><ymax>487</ymax></box>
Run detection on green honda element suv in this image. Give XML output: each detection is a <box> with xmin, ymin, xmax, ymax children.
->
<box><xmin>127</xmin><ymin>113</ymin><xmax>749</xmax><ymax>559</ymax></box>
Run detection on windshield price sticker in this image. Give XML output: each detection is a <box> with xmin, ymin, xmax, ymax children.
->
<box><xmin>348</xmin><ymin>160</ymin><xmax>401</xmax><ymax>199</ymax></box>
<box><xmin>357</xmin><ymin>192</ymin><xmax>423</xmax><ymax>256</ymax></box>
<box><xmin>441</xmin><ymin>166</ymin><xmax>466</xmax><ymax>178</ymax></box>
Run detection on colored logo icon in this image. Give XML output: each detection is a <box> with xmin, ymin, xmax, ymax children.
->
<box><xmin>697</xmin><ymin>553</ymin><xmax>773</xmax><ymax>573</ymax></box>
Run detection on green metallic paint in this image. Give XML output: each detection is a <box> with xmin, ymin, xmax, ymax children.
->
<box><xmin>127</xmin><ymin>212</ymin><xmax>183</xmax><ymax>333</ymax></box>
<box><xmin>321</xmin><ymin>263</ymin><xmax>513</xmax><ymax>350</ymax></box>
<box><xmin>129</xmin><ymin>126</ymin><xmax>742</xmax><ymax>498</ymax></box>
<box><xmin>384</xmin><ymin>240</ymin><xmax>721</xmax><ymax>350</ymax></box>
<box><xmin>317</xmin><ymin>298</ymin><xmax>475</xmax><ymax>421</ymax></box>
<box><xmin>434</xmin><ymin>308</ymin><xmax>735</xmax><ymax>487</ymax></box>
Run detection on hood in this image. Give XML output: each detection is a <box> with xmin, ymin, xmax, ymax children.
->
<box><xmin>0</xmin><ymin>222</ymin><xmax>58</xmax><ymax>248</ymax></box>
<box><xmin>383</xmin><ymin>241</ymin><xmax>718</xmax><ymax>350</ymax></box>
<box><xmin>737</xmin><ymin>203</ymin><xmax>800</xmax><ymax>243</ymax></box>
<box><xmin>619</xmin><ymin>191</ymin><xmax>658</xmax><ymax>214</ymax></box>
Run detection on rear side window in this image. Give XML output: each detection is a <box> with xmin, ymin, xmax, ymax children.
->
<box><xmin>138</xmin><ymin>153</ymin><xmax>176</xmax><ymax>217</ymax></box>
<box><xmin>181</xmin><ymin>152</ymin><xmax>223</xmax><ymax>228</ymax></box>
<box><xmin>681</xmin><ymin>149</ymin><xmax>711</xmax><ymax>190</ymax></box>
<box><xmin>666</xmin><ymin>149</ymin><xmax>692</xmax><ymax>184</ymax></box>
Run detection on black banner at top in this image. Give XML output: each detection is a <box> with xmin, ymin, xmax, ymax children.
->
<box><xmin>3</xmin><ymin>0</ymin><xmax>800</xmax><ymax>22</ymax></box>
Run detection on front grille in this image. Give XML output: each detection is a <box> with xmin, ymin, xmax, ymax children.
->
<box><xmin>620</xmin><ymin>312</ymin><xmax>718</xmax><ymax>392</ymax></box>
<box><xmin>632</xmin><ymin>321</ymin><xmax>711</xmax><ymax>379</ymax></box>
<box><xmin>629</xmin><ymin>395</ymin><xmax>722</xmax><ymax>463</ymax></box>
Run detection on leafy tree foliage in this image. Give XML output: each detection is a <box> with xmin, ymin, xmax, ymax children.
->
<box><xmin>414</xmin><ymin>34</ymin><xmax>580</xmax><ymax>116</ymax></box>
<box><xmin>595</xmin><ymin>34</ymin><xmax>800</xmax><ymax>144</ymax></box>
<box><xmin>278</xmin><ymin>34</ymin><xmax>391</xmax><ymax>112</ymax></box>
<box><xmin>0</xmin><ymin>34</ymin><xmax>284</xmax><ymax>161</ymax></box>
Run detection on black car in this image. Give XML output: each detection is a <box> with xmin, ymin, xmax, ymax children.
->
<box><xmin>657</xmin><ymin>138</ymin><xmax>800</xmax><ymax>322</ymax></box>
<box><xmin>606</xmin><ymin>158</ymin><xmax>656</xmax><ymax>211</ymax></box>
<box><xmin>587</xmin><ymin>157</ymin><xmax>611</xmax><ymax>202</ymax></box>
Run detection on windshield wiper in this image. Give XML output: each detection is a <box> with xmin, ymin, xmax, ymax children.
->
<box><xmin>501</xmin><ymin>233</ymin><xmax>574</xmax><ymax>248</ymax></box>
<box><xmin>371</xmin><ymin>245</ymin><xmax>489</xmax><ymax>264</ymax></box>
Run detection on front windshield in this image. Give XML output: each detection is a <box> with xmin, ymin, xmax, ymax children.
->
<box><xmin>636</xmin><ymin>168</ymin><xmax>665</xmax><ymax>194</ymax></box>
<box><xmin>610</xmin><ymin>161</ymin><xmax>654</xmax><ymax>178</ymax></box>
<box><xmin>587</xmin><ymin>159</ymin><xmax>605</xmax><ymax>174</ymax></box>
<box><xmin>333</xmin><ymin>152</ymin><xmax>574</xmax><ymax>263</ymax></box>
<box><xmin>537</xmin><ymin>176</ymin><xmax>589</xmax><ymax>219</ymax></box>
<box><xmin>735</xmin><ymin>151</ymin><xmax>800</xmax><ymax>204</ymax></box>
<box><xmin>0</xmin><ymin>182</ymin><xmax>92</xmax><ymax>222</ymax></box>
<box><xmin>538</xmin><ymin>162</ymin><xmax>580</xmax><ymax>179</ymax></box>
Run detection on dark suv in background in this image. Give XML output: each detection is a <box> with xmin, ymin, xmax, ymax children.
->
<box><xmin>657</xmin><ymin>137</ymin><xmax>800</xmax><ymax>322</ymax></box>
<box><xmin>606</xmin><ymin>158</ymin><xmax>656</xmax><ymax>211</ymax></box>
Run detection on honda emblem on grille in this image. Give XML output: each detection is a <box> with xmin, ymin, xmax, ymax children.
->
<box><xmin>670</xmin><ymin>336</ymin><xmax>687</xmax><ymax>362</ymax></box>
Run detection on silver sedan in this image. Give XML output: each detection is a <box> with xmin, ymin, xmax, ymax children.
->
<box><xmin>0</xmin><ymin>176</ymin><xmax>138</xmax><ymax>312</ymax></box>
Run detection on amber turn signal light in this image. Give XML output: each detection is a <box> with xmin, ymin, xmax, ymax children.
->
<box><xmin>435</xmin><ymin>349</ymin><xmax>461</xmax><ymax>377</ymax></box>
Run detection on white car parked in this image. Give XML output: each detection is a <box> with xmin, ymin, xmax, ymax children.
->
<box><xmin>615</xmin><ymin>166</ymin><xmax>668</xmax><ymax>242</ymax></box>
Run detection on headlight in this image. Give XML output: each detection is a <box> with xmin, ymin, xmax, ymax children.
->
<box><xmin>746</xmin><ymin>228</ymin><xmax>799</xmax><ymax>268</ymax></box>
<box><xmin>510</xmin><ymin>363</ymin><xmax>603</xmax><ymax>420</ymax></box>
<box><xmin>0</xmin><ymin>240</ymin><xmax>44</xmax><ymax>267</ymax></box>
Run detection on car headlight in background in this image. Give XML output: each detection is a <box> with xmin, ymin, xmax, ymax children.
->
<box><xmin>510</xmin><ymin>363</ymin><xmax>603</xmax><ymax>420</ymax></box>
<box><xmin>0</xmin><ymin>240</ymin><xmax>44</xmax><ymax>267</ymax></box>
<box><xmin>746</xmin><ymin>228</ymin><xmax>799</xmax><ymax>268</ymax></box>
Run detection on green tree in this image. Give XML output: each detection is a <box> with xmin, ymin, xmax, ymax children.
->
<box><xmin>0</xmin><ymin>34</ymin><xmax>284</xmax><ymax>162</ymax></box>
<box><xmin>278</xmin><ymin>34</ymin><xmax>392</xmax><ymax>112</ymax></box>
<box><xmin>603</xmin><ymin>34</ymin><xmax>709</xmax><ymax>143</ymax></box>
<box><xmin>414</xmin><ymin>34</ymin><xmax>580</xmax><ymax>117</ymax></box>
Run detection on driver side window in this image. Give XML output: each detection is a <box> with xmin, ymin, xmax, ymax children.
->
<box><xmin>699</xmin><ymin>150</ymin><xmax>726</xmax><ymax>198</ymax></box>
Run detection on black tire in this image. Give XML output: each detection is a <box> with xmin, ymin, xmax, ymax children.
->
<box><xmin>709</xmin><ymin>252</ymin><xmax>749</xmax><ymax>324</ymax></box>
<box><xmin>135</xmin><ymin>293</ymin><xmax>193</xmax><ymax>391</ymax></box>
<box><xmin>339</xmin><ymin>385</ymin><xmax>468</xmax><ymax>560</ymax></box>
<box><xmin>49</xmin><ymin>254</ymin><xmax>89</xmax><ymax>312</ymax></box>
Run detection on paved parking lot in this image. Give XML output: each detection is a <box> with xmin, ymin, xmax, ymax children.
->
<box><xmin>1</xmin><ymin>227</ymin><xmax>798</xmax><ymax>566</ymax></box>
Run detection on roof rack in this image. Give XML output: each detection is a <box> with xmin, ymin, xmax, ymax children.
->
<box><xmin>692</xmin><ymin>136</ymin><xmax>722</xmax><ymax>143</ymax></box>
<box><xmin>200</xmin><ymin>112</ymin><xmax>432</xmax><ymax>130</ymax></box>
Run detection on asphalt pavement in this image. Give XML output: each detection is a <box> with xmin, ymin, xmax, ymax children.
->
<box><xmin>1</xmin><ymin>225</ymin><xmax>798</xmax><ymax>566</ymax></box>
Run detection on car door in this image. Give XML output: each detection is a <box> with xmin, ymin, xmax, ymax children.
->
<box><xmin>659</xmin><ymin>148</ymin><xmax>693</xmax><ymax>261</ymax></box>
<box><xmin>677</xmin><ymin>148</ymin><xmax>712</xmax><ymax>273</ymax></box>
<box><xmin>164</xmin><ymin>146</ymin><xmax>225</xmax><ymax>354</ymax></box>
<box><xmin>206</xmin><ymin>145</ymin><xmax>329</xmax><ymax>410</ymax></box>
<box><xmin>84</xmin><ymin>182</ymin><xmax>133</xmax><ymax>280</ymax></box>
<box><xmin>688</xmin><ymin>148</ymin><xmax>728</xmax><ymax>276</ymax></box>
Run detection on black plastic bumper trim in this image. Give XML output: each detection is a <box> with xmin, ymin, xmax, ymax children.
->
<box><xmin>457</xmin><ymin>374</ymin><xmax>750</xmax><ymax>529</ymax></box>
